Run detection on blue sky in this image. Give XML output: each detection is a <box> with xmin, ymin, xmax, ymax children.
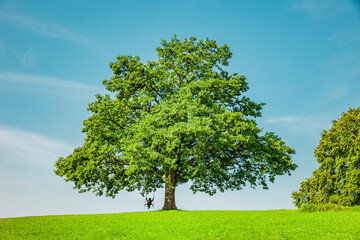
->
<box><xmin>1</xmin><ymin>0</ymin><xmax>360</xmax><ymax>218</ymax></box>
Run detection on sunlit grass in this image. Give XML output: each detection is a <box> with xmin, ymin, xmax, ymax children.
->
<box><xmin>1</xmin><ymin>209</ymin><xmax>360</xmax><ymax>239</ymax></box>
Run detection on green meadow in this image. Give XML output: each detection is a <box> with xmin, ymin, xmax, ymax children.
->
<box><xmin>1</xmin><ymin>210</ymin><xmax>360</xmax><ymax>239</ymax></box>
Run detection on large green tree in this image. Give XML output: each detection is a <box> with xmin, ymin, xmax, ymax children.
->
<box><xmin>292</xmin><ymin>107</ymin><xmax>360</xmax><ymax>207</ymax></box>
<box><xmin>55</xmin><ymin>36</ymin><xmax>296</xmax><ymax>210</ymax></box>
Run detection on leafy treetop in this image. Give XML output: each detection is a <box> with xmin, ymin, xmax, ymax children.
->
<box><xmin>55</xmin><ymin>36</ymin><xmax>296</xmax><ymax>210</ymax></box>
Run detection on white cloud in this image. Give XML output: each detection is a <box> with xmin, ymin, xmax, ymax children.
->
<box><xmin>0</xmin><ymin>126</ymin><xmax>149</xmax><ymax>218</ymax></box>
<box><xmin>0</xmin><ymin>9</ymin><xmax>91</xmax><ymax>43</ymax></box>
<box><xmin>22</xmin><ymin>49</ymin><xmax>37</xmax><ymax>68</ymax></box>
<box><xmin>0</xmin><ymin>126</ymin><xmax>73</xmax><ymax>216</ymax></box>
<box><xmin>320</xmin><ymin>86</ymin><xmax>348</xmax><ymax>105</ymax></box>
<box><xmin>8</xmin><ymin>48</ymin><xmax>37</xmax><ymax>69</ymax></box>
<box><xmin>264</xmin><ymin>115</ymin><xmax>331</xmax><ymax>137</ymax></box>
<box><xmin>0</xmin><ymin>125</ymin><xmax>73</xmax><ymax>168</ymax></box>
<box><xmin>0</xmin><ymin>70</ymin><xmax>104</xmax><ymax>95</ymax></box>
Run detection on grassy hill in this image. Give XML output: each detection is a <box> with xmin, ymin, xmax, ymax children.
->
<box><xmin>1</xmin><ymin>209</ymin><xmax>360</xmax><ymax>239</ymax></box>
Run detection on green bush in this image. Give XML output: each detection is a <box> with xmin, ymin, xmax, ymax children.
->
<box><xmin>292</xmin><ymin>107</ymin><xmax>360</xmax><ymax>208</ymax></box>
<box><xmin>299</xmin><ymin>204</ymin><xmax>360</xmax><ymax>212</ymax></box>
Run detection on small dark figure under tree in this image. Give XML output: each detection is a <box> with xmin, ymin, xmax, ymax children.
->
<box><xmin>145</xmin><ymin>196</ymin><xmax>154</xmax><ymax>209</ymax></box>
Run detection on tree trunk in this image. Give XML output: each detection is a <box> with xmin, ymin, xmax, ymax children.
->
<box><xmin>162</xmin><ymin>172</ymin><xmax>177</xmax><ymax>210</ymax></box>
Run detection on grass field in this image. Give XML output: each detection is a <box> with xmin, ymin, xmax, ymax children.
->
<box><xmin>1</xmin><ymin>210</ymin><xmax>360</xmax><ymax>239</ymax></box>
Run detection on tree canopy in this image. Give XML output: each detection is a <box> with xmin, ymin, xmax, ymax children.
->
<box><xmin>292</xmin><ymin>107</ymin><xmax>360</xmax><ymax>207</ymax></box>
<box><xmin>55</xmin><ymin>36</ymin><xmax>297</xmax><ymax>210</ymax></box>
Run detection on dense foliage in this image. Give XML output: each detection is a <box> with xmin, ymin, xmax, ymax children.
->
<box><xmin>55</xmin><ymin>36</ymin><xmax>296</xmax><ymax>210</ymax></box>
<box><xmin>292</xmin><ymin>107</ymin><xmax>360</xmax><ymax>207</ymax></box>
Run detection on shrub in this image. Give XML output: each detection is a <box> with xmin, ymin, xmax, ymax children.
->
<box><xmin>299</xmin><ymin>204</ymin><xmax>354</xmax><ymax>212</ymax></box>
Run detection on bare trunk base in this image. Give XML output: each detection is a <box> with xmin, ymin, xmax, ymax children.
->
<box><xmin>163</xmin><ymin>173</ymin><xmax>177</xmax><ymax>210</ymax></box>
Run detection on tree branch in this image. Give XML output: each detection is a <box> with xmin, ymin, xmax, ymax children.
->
<box><xmin>143</xmin><ymin>81</ymin><xmax>162</xmax><ymax>104</ymax></box>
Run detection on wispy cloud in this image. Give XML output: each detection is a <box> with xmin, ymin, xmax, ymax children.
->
<box><xmin>0</xmin><ymin>125</ymin><xmax>72</xmax><ymax>217</ymax></box>
<box><xmin>264</xmin><ymin>115</ymin><xmax>331</xmax><ymax>137</ymax></box>
<box><xmin>0</xmin><ymin>70</ymin><xmax>104</xmax><ymax>95</ymax></box>
<box><xmin>9</xmin><ymin>48</ymin><xmax>37</xmax><ymax>69</ymax></box>
<box><xmin>0</xmin><ymin>10</ymin><xmax>91</xmax><ymax>43</ymax></box>
<box><xmin>319</xmin><ymin>86</ymin><xmax>348</xmax><ymax>105</ymax></box>
<box><xmin>22</xmin><ymin>49</ymin><xmax>37</xmax><ymax>68</ymax></box>
<box><xmin>0</xmin><ymin>125</ymin><xmax>73</xmax><ymax>168</ymax></box>
<box><xmin>291</xmin><ymin>0</ymin><xmax>357</xmax><ymax>19</ymax></box>
<box><xmin>0</xmin><ymin>125</ymin><xmax>144</xmax><ymax>218</ymax></box>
